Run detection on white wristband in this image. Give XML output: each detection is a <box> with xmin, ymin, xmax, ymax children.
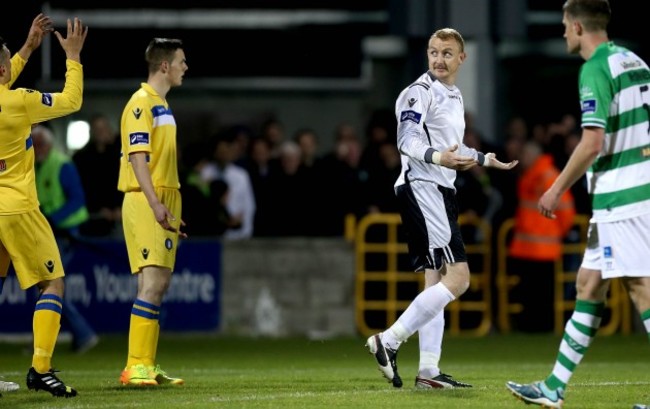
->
<box><xmin>483</xmin><ymin>152</ymin><xmax>495</xmax><ymax>167</ymax></box>
<box><xmin>432</xmin><ymin>151</ymin><xmax>441</xmax><ymax>165</ymax></box>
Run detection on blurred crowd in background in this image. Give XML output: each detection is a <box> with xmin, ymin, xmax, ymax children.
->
<box><xmin>37</xmin><ymin>105</ymin><xmax>591</xmax><ymax>336</ymax></box>
<box><xmin>59</xmin><ymin>108</ymin><xmax>590</xmax><ymax>242</ymax></box>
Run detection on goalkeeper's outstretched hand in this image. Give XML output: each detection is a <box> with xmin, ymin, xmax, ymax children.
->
<box><xmin>483</xmin><ymin>153</ymin><xmax>518</xmax><ymax>170</ymax></box>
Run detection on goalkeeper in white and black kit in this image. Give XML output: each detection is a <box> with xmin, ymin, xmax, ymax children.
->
<box><xmin>365</xmin><ymin>27</ymin><xmax>518</xmax><ymax>389</ymax></box>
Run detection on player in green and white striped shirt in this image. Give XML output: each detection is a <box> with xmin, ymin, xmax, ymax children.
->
<box><xmin>506</xmin><ymin>1</ymin><xmax>650</xmax><ymax>408</ymax></box>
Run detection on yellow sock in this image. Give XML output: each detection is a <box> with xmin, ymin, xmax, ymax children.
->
<box><xmin>32</xmin><ymin>294</ymin><xmax>63</xmax><ymax>373</ymax></box>
<box><xmin>126</xmin><ymin>299</ymin><xmax>160</xmax><ymax>368</ymax></box>
<box><xmin>152</xmin><ymin>321</ymin><xmax>160</xmax><ymax>363</ymax></box>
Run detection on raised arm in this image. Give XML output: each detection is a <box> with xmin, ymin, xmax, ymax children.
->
<box><xmin>16</xmin><ymin>13</ymin><xmax>53</xmax><ymax>61</ymax></box>
<box><xmin>53</xmin><ymin>17</ymin><xmax>88</xmax><ymax>63</ymax></box>
<box><xmin>23</xmin><ymin>17</ymin><xmax>88</xmax><ymax>124</ymax></box>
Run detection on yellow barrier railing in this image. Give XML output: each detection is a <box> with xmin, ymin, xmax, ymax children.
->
<box><xmin>496</xmin><ymin>215</ymin><xmax>633</xmax><ymax>335</ymax></box>
<box><xmin>353</xmin><ymin>212</ymin><xmax>635</xmax><ymax>337</ymax></box>
<box><xmin>353</xmin><ymin>212</ymin><xmax>492</xmax><ymax>338</ymax></box>
<box><xmin>495</xmin><ymin>218</ymin><xmax>520</xmax><ymax>333</ymax></box>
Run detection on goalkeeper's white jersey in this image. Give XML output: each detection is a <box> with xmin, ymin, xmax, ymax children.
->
<box><xmin>394</xmin><ymin>71</ymin><xmax>481</xmax><ymax>190</ymax></box>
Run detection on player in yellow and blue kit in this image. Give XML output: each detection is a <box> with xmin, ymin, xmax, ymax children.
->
<box><xmin>0</xmin><ymin>14</ymin><xmax>87</xmax><ymax>398</ymax></box>
<box><xmin>118</xmin><ymin>38</ymin><xmax>188</xmax><ymax>387</ymax></box>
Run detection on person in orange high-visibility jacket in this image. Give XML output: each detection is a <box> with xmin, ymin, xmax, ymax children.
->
<box><xmin>509</xmin><ymin>140</ymin><xmax>576</xmax><ymax>332</ymax></box>
<box><xmin>510</xmin><ymin>141</ymin><xmax>576</xmax><ymax>260</ymax></box>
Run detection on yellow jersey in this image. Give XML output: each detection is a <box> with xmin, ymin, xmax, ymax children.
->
<box><xmin>117</xmin><ymin>83</ymin><xmax>180</xmax><ymax>192</ymax></box>
<box><xmin>0</xmin><ymin>58</ymin><xmax>83</xmax><ymax>215</ymax></box>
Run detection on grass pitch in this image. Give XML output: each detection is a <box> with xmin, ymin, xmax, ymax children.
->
<box><xmin>1</xmin><ymin>332</ymin><xmax>649</xmax><ymax>408</ymax></box>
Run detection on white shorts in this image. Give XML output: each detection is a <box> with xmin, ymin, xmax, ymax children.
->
<box><xmin>395</xmin><ymin>181</ymin><xmax>466</xmax><ymax>271</ymax></box>
<box><xmin>581</xmin><ymin>213</ymin><xmax>650</xmax><ymax>278</ymax></box>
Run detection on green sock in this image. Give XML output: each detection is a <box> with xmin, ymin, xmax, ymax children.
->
<box><xmin>545</xmin><ymin>299</ymin><xmax>604</xmax><ymax>391</ymax></box>
<box><xmin>641</xmin><ymin>309</ymin><xmax>650</xmax><ymax>342</ymax></box>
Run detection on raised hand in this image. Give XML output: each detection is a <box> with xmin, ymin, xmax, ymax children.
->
<box><xmin>26</xmin><ymin>14</ymin><xmax>53</xmax><ymax>50</ymax></box>
<box><xmin>53</xmin><ymin>17</ymin><xmax>88</xmax><ymax>63</ymax></box>
<box><xmin>17</xmin><ymin>13</ymin><xmax>54</xmax><ymax>60</ymax></box>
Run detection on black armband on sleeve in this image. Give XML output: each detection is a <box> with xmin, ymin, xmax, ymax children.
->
<box><xmin>477</xmin><ymin>152</ymin><xmax>486</xmax><ymax>166</ymax></box>
<box><xmin>424</xmin><ymin>148</ymin><xmax>437</xmax><ymax>164</ymax></box>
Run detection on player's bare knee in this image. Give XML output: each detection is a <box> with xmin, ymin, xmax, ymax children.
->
<box><xmin>441</xmin><ymin>274</ymin><xmax>470</xmax><ymax>297</ymax></box>
<box><xmin>575</xmin><ymin>268</ymin><xmax>608</xmax><ymax>301</ymax></box>
<box><xmin>623</xmin><ymin>278</ymin><xmax>650</xmax><ymax>311</ymax></box>
<box><xmin>36</xmin><ymin>277</ymin><xmax>65</xmax><ymax>296</ymax></box>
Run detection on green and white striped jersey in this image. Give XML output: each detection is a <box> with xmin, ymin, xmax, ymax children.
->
<box><xmin>579</xmin><ymin>41</ymin><xmax>650</xmax><ymax>222</ymax></box>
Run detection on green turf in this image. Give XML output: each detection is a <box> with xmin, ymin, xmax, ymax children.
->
<box><xmin>1</xmin><ymin>333</ymin><xmax>649</xmax><ymax>408</ymax></box>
